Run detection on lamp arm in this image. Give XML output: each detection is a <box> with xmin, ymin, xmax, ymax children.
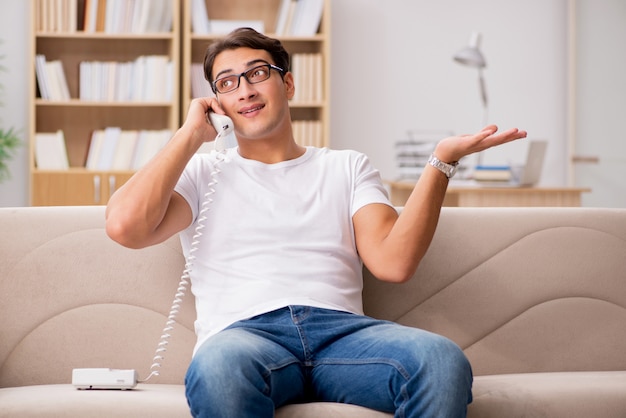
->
<box><xmin>478</xmin><ymin>69</ymin><xmax>488</xmax><ymax>128</ymax></box>
<box><xmin>478</xmin><ymin>69</ymin><xmax>488</xmax><ymax>108</ymax></box>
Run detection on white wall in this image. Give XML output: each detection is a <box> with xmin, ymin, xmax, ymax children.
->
<box><xmin>573</xmin><ymin>0</ymin><xmax>626</xmax><ymax>207</ymax></box>
<box><xmin>330</xmin><ymin>0</ymin><xmax>569</xmax><ymax>187</ymax></box>
<box><xmin>0</xmin><ymin>1</ymin><xmax>29</xmax><ymax>207</ymax></box>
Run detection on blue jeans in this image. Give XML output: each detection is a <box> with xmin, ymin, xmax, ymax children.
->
<box><xmin>185</xmin><ymin>306</ymin><xmax>472</xmax><ymax>418</ymax></box>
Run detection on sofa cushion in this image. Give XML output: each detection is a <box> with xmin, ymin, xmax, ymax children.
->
<box><xmin>276</xmin><ymin>402</ymin><xmax>393</xmax><ymax>417</ymax></box>
<box><xmin>4</xmin><ymin>372</ymin><xmax>624</xmax><ymax>418</ymax></box>
<box><xmin>469</xmin><ymin>371</ymin><xmax>626</xmax><ymax>418</ymax></box>
<box><xmin>279</xmin><ymin>371</ymin><xmax>626</xmax><ymax>418</ymax></box>
<box><xmin>0</xmin><ymin>384</ymin><xmax>190</xmax><ymax>418</ymax></box>
<box><xmin>0</xmin><ymin>383</ymin><xmax>394</xmax><ymax>418</ymax></box>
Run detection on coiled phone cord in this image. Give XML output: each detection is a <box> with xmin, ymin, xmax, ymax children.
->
<box><xmin>139</xmin><ymin>133</ymin><xmax>229</xmax><ymax>383</ymax></box>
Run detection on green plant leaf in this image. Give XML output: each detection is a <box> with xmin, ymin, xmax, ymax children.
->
<box><xmin>0</xmin><ymin>126</ymin><xmax>21</xmax><ymax>182</ymax></box>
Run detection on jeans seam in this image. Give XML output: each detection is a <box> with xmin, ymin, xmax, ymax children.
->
<box><xmin>290</xmin><ymin>306</ymin><xmax>313</xmax><ymax>363</ymax></box>
<box><xmin>397</xmin><ymin>383</ymin><xmax>409</xmax><ymax>418</ymax></box>
<box><xmin>262</xmin><ymin>358</ymin><xmax>303</xmax><ymax>397</ymax></box>
<box><xmin>312</xmin><ymin>358</ymin><xmax>412</xmax><ymax>381</ymax></box>
<box><xmin>295</xmin><ymin>322</ymin><xmax>312</xmax><ymax>364</ymax></box>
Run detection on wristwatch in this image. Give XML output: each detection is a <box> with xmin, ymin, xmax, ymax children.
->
<box><xmin>428</xmin><ymin>154</ymin><xmax>459</xmax><ymax>179</ymax></box>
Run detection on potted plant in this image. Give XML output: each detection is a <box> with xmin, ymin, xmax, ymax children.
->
<box><xmin>0</xmin><ymin>43</ymin><xmax>21</xmax><ymax>183</ymax></box>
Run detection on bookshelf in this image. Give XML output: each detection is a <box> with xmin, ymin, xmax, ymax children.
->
<box><xmin>29</xmin><ymin>0</ymin><xmax>330</xmax><ymax>206</ymax></box>
<box><xmin>29</xmin><ymin>0</ymin><xmax>181</xmax><ymax>206</ymax></box>
<box><xmin>182</xmin><ymin>0</ymin><xmax>331</xmax><ymax>148</ymax></box>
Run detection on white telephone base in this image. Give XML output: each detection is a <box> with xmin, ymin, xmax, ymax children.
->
<box><xmin>72</xmin><ymin>368</ymin><xmax>138</xmax><ymax>390</ymax></box>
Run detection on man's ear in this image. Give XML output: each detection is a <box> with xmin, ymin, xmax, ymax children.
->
<box><xmin>283</xmin><ymin>72</ymin><xmax>295</xmax><ymax>100</ymax></box>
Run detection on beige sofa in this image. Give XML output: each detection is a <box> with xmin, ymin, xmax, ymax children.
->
<box><xmin>1</xmin><ymin>205</ymin><xmax>625</xmax><ymax>417</ymax></box>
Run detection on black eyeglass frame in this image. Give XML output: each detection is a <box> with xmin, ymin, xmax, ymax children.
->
<box><xmin>211</xmin><ymin>64</ymin><xmax>285</xmax><ymax>94</ymax></box>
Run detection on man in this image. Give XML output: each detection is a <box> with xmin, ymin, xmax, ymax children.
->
<box><xmin>106</xmin><ymin>28</ymin><xmax>526</xmax><ymax>417</ymax></box>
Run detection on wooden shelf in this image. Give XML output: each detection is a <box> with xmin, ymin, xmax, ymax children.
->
<box><xmin>35</xmin><ymin>32</ymin><xmax>175</xmax><ymax>39</ymax></box>
<box><xmin>29</xmin><ymin>0</ymin><xmax>330</xmax><ymax>206</ymax></box>
<box><xmin>29</xmin><ymin>0</ymin><xmax>181</xmax><ymax>206</ymax></box>
<box><xmin>35</xmin><ymin>99</ymin><xmax>175</xmax><ymax>107</ymax></box>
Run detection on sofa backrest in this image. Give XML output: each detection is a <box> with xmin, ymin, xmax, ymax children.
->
<box><xmin>363</xmin><ymin>207</ymin><xmax>626</xmax><ymax>375</ymax></box>
<box><xmin>1</xmin><ymin>206</ymin><xmax>626</xmax><ymax>388</ymax></box>
<box><xmin>0</xmin><ymin>206</ymin><xmax>193</xmax><ymax>387</ymax></box>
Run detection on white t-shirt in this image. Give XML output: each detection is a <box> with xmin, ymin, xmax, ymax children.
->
<box><xmin>175</xmin><ymin>146</ymin><xmax>391</xmax><ymax>354</ymax></box>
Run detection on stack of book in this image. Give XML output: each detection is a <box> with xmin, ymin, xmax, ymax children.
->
<box><xmin>395</xmin><ymin>130</ymin><xmax>452</xmax><ymax>180</ymax></box>
<box><xmin>34</xmin><ymin>0</ymin><xmax>173</xmax><ymax>33</ymax></box>
<box><xmin>275</xmin><ymin>0</ymin><xmax>324</xmax><ymax>36</ymax></box>
<box><xmin>190</xmin><ymin>0</ymin><xmax>264</xmax><ymax>35</ymax></box>
<box><xmin>394</xmin><ymin>140</ymin><xmax>436</xmax><ymax>180</ymax></box>
<box><xmin>85</xmin><ymin>127</ymin><xmax>172</xmax><ymax>171</ymax></box>
<box><xmin>473</xmin><ymin>165</ymin><xmax>512</xmax><ymax>182</ymax></box>
<box><xmin>34</xmin><ymin>0</ymin><xmax>79</xmax><ymax>33</ymax></box>
<box><xmin>78</xmin><ymin>56</ymin><xmax>173</xmax><ymax>102</ymax></box>
<box><xmin>291</xmin><ymin>53</ymin><xmax>323</xmax><ymax>103</ymax></box>
<box><xmin>34</xmin><ymin>130</ymin><xmax>70</xmax><ymax>170</ymax></box>
<box><xmin>36</xmin><ymin>54</ymin><xmax>174</xmax><ymax>102</ymax></box>
<box><xmin>35</xmin><ymin>55</ymin><xmax>71</xmax><ymax>101</ymax></box>
<box><xmin>293</xmin><ymin>120</ymin><xmax>323</xmax><ymax>148</ymax></box>
<box><xmin>190</xmin><ymin>63</ymin><xmax>215</xmax><ymax>99</ymax></box>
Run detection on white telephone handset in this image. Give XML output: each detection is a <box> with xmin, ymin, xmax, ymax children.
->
<box><xmin>208</xmin><ymin>112</ymin><xmax>234</xmax><ymax>153</ymax></box>
<box><xmin>208</xmin><ymin>112</ymin><xmax>234</xmax><ymax>137</ymax></box>
<box><xmin>72</xmin><ymin>112</ymin><xmax>235</xmax><ymax>389</ymax></box>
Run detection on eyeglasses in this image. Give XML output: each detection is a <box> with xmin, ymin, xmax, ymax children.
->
<box><xmin>212</xmin><ymin>64</ymin><xmax>285</xmax><ymax>94</ymax></box>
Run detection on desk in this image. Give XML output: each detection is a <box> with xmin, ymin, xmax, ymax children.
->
<box><xmin>386</xmin><ymin>180</ymin><xmax>590</xmax><ymax>207</ymax></box>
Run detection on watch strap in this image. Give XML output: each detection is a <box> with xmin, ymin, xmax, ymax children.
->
<box><xmin>428</xmin><ymin>154</ymin><xmax>459</xmax><ymax>179</ymax></box>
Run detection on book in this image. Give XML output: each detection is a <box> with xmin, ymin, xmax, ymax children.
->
<box><xmin>157</xmin><ymin>0</ymin><xmax>173</xmax><ymax>32</ymax></box>
<box><xmin>36</xmin><ymin>0</ymin><xmax>78</xmax><ymax>33</ymax></box>
<box><xmin>110</xmin><ymin>130</ymin><xmax>139</xmax><ymax>170</ymax></box>
<box><xmin>142</xmin><ymin>55</ymin><xmax>169</xmax><ymax>101</ymax></box>
<box><xmin>78</xmin><ymin>55</ymin><xmax>172</xmax><ymax>102</ymax></box>
<box><xmin>290</xmin><ymin>0</ymin><xmax>324</xmax><ymax>36</ymax></box>
<box><xmin>130</xmin><ymin>129</ymin><xmax>170</xmax><ymax>169</ymax></box>
<box><xmin>37</xmin><ymin>59</ymin><xmax>71</xmax><ymax>101</ymax></box>
<box><xmin>190</xmin><ymin>63</ymin><xmax>215</xmax><ymax>98</ymax></box>
<box><xmin>35</xmin><ymin>130</ymin><xmax>70</xmax><ymax>170</ymax></box>
<box><xmin>291</xmin><ymin>53</ymin><xmax>322</xmax><ymax>103</ymax></box>
<box><xmin>144</xmin><ymin>0</ymin><xmax>171</xmax><ymax>32</ymax></box>
<box><xmin>83</xmin><ymin>0</ymin><xmax>99</xmax><ymax>32</ymax></box>
<box><xmin>473</xmin><ymin>166</ymin><xmax>512</xmax><ymax>181</ymax></box>
<box><xmin>293</xmin><ymin>120</ymin><xmax>322</xmax><ymax>147</ymax></box>
<box><xmin>274</xmin><ymin>0</ymin><xmax>292</xmax><ymax>35</ymax></box>
<box><xmin>96</xmin><ymin>0</ymin><xmax>107</xmax><ymax>32</ymax></box>
<box><xmin>35</xmin><ymin>54</ymin><xmax>50</xmax><ymax>100</ymax></box>
<box><xmin>85</xmin><ymin>128</ymin><xmax>171</xmax><ymax>170</ymax></box>
<box><xmin>281</xmin><ymin>0</ymin><xmax>298</xmax><ymax>35</ymax></box>
<box><xmin>85</xmin><ymin>130</ymin><xmax>105</xmax><ymax>170</ymax></box>
<box><xmin>393</xmin><ymin>131</ymin><xmax>445</xmax><ymax>180</ymax></box>
<box><xmin>191</xmin><ymin>0</ymin><xmax>210</xmax><ymax>34</ymax></box>
<box><xmin>52</xmin><ymin>60</ymin><xmax>71</xmax><ymax>100</ymax></box>
<box><xmin>96</xmin><ymin>126</ymin><xmax>122</xmax><ymax>170</ymax></box>
<box><xmin>78</xmin><ymin>61</ymin><xmax>91</xmax><ymax>100</ymax></box>
<box><xmin>79</xmin><ymin>0</ymin><xmax>170</xmax><ymax>33</ymax></box>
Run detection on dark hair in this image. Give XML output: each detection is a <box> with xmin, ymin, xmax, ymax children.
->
<box><xmin>204</xmin><ymin>27</ymin><xmax>290</xmax><ymax>90</ymax></box>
